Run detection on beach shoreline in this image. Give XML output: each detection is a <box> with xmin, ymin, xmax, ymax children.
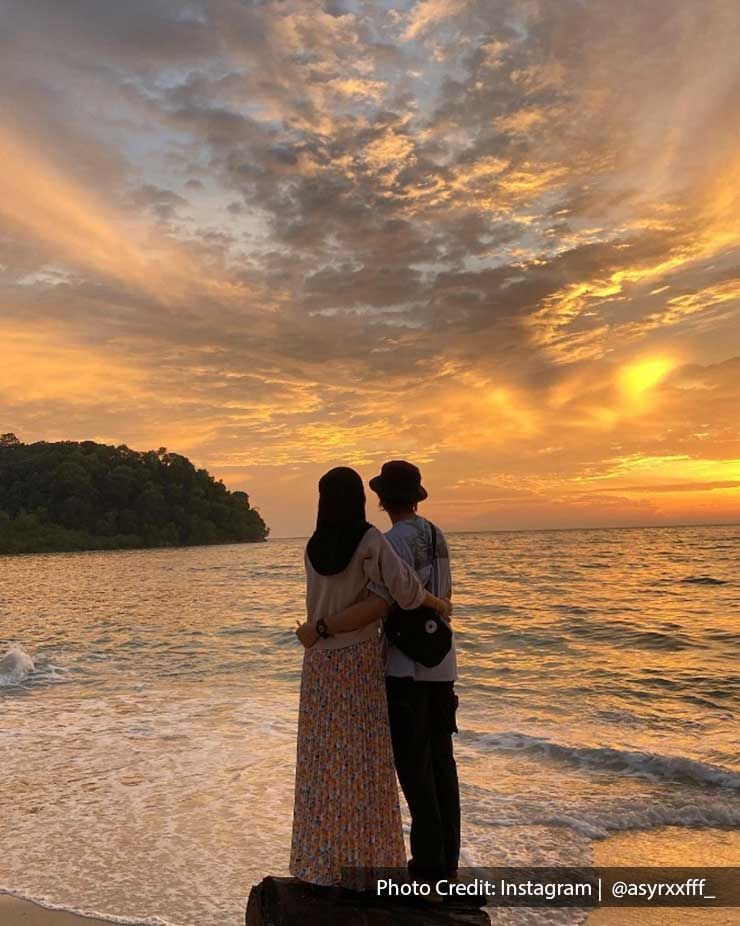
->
<box><xmin>0</xmin><ymin>895</ymin><xmax>122</xmax><ymax>926</ymax></box>
<box><xmin>3</xmin><ymin>825</ymin><xmax>738</xmax><ymax>926</ymax></box>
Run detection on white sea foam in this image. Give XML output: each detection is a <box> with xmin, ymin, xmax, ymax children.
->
<box><xmin>0</xmin><ymin>644</ymin><xmax>35</xmax><ymax>686</ymax></box>
<box><xmin>539</xmin><ymin>800</ymin><xmax>740</xmax><ymax>839</ymax></box>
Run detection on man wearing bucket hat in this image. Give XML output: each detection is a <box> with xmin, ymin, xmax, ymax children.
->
<box><xmin>367</xmin><ymin>461</ymin><xmax>460</xmax><ymax>882</ymax></box>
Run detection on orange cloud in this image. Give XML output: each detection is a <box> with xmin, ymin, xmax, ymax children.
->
<box><xmin>0</xmin><ymin>123</ymin><xmax>260</xmax><ymax>313</ymax></box>
<box><xmin>0</xmin><ymin>323</ymin><xmax>146</xmax><ymax>404</ymax></box>
<box><xmin>402</xmin><ymin>0</ymin><xmax>470</xmax><ymax>41</ymax></box>
<box><xmin>0</xmin><ymin>124</ymin><xmax>187</xmax><ymax>300</ymax></box>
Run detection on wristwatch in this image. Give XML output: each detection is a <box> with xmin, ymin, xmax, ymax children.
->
<box><xmin>315</xmin><ymin>617</ymin><xmax>330</xmax><ymax>639</ymax></box>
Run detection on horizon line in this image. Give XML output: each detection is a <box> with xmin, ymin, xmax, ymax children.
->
<box><xmin>270</xmin><ymin>520</ymin><xmax>740</xmax><ymax>541</ymax></box>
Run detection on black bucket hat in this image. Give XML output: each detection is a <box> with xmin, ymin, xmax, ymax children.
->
<box><xmin>369</xmin><ymin>460</ymin><xmax>428</xmax><ymax>503</ymax></box>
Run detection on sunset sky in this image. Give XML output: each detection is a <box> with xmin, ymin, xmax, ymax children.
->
<box><xmin>1</xmin><ymin>0</ymin><xmax>739</xmax><ymax>537</ymax></box>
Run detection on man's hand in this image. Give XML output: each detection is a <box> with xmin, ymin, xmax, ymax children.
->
<box><xmin>435</xmin><ymin>597</ymin><xmax>453</xmax><ymax>621</ymax></box>
<box><xmin>295</xmin><ymin>619</ymin><xmax>319</xmax><ymax>648</ymax></box>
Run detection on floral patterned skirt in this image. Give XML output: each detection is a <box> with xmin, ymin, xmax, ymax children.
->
<box><xmin>289</xmin><ymin>634</ymin><xmax>406</xmax><ymax>886</ymax></box>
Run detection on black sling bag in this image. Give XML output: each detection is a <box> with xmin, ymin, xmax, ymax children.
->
<box><xmin>383</xmin><ymin>523</ymin><xmax>452</xmax><ymax>668</ymax></box>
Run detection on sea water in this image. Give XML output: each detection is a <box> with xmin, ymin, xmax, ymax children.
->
<box><xmin>1</xmin><ymin>525</ymin><xmax>738</xmax><ymax>925</ymax></box>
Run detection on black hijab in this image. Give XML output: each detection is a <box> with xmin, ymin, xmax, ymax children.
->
<box><xmin>306</xmin><ymin>467</ymin><xmax>373</xmax><ymax>576</ymax></box>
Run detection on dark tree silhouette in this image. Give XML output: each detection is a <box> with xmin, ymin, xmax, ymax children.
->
<box><xmin>0</xmin><ymin>438</ymin><xmax>269</xmax><ymax>554</ymax></box>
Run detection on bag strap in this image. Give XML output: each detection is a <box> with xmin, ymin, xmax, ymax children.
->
<box><xmin>426</xmin><ymin>521</ymin><xmax>438</xmax><ymax>592</ymax></box>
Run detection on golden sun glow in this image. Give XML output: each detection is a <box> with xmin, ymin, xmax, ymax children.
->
<box><xmin>618</xmin><ymin>358</ymin><xmax>676</xmax><ymax>402</ymax></box>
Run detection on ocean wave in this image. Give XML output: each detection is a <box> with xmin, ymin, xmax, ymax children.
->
<box><xmin>537</xmin><ymin>800</ymin><xmax>740</xmax><ymax>839</ymax></box>
<box><xmin>680</xmin><ymin>575</ymin><xmax>728</xmax><ymax>585</ymax></box>
<box><xmin>0</xmin><ymin>645</ymin><xmax>68</xmax><ymax>689</ymax></box>
<box><xmin>461</xmin><ymin>778</ymin><xmax>740</xmax><ymax>842</ymax></box>
<box><xmin>552</xmin><ymin>616</ymin><xmax>697</xmax><ymax>651</ymax></box>
<box><xmin>464</xmin><ymin>789</ymin><xmax>740</xmax><ymax>841</ymax></box>
<box><xmin>464</xmin><ymin>731</ymin><xmax>740</xmax><ymax>790</ymax></box>
<box><xmin>0</xmin><ymin>644</ymin><xmax>35</xmax><ymax>686</ymax></box>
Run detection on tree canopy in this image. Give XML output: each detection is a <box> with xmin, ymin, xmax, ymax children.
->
<box><xmin>0</xmin><ymin>436</ymin><xmax>269</xmax><ymax>554</ymax></box>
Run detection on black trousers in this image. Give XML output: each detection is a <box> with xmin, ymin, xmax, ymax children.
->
<box><xmin>385</xmin><ymin>676</ymin><xmax>461</xmax><ymax>877</ymax></box>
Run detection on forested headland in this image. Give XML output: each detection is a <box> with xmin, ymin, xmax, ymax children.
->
<box><xmin>0</xmin><ymin>434</ymin><xmax>269</xmax><ymax>554</ymax></box>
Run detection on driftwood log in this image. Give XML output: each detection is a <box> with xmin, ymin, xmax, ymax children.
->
<box><xmin>246</xmin><ymin>876</ymin><xmax>489</xmax><ymax>926</ymax></box>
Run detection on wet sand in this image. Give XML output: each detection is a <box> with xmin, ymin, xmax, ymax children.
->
<box><xmin>0</xmin><ymin>895</ymin><xmax>115</xmax><ymax>926</ymax></box>
<box><xmin>588</xmin><ymin>826</ymin><xmax>740</xmax><ymax>926</ymax></box>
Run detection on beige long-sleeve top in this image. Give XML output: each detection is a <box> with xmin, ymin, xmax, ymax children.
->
<box><xmin>305</xmin><ymin>525</ymin><xmax>427</xmax><ymax>651</ymax></box>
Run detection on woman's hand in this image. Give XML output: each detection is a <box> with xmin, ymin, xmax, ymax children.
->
<box><xmin>420</xmin><ymin>591</ymin><xmax>453</xmax><ymax>621</ymax></box>
<box><xmin>295</xmin><ymin>620</ymin><xmax>319</xmax><ymax>648</ymax></box>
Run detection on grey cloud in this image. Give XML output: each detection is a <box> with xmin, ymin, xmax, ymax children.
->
<box><xmin>2</xmin><ymin>0</ymin><xmax>738</xmax><ymax>407</ymax></box>
<box><xmin>2</xmin><ymin>0</ymin><xmax>213</xmax><ymax>68</ymax></box>
<box><xmin>126</xmin><ymin>185</ymin><xmax>189</xmax><ymax>222</ymax></box>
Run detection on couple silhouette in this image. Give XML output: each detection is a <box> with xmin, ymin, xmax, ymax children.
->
<box><xmin>290</xmin><ymin>461</ymin><xmax>460</xmax><ymax>892</ymax></box>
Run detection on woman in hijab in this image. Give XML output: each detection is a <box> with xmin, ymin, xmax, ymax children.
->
<box><xmin>289</xmin><ymin>467</ymin><xmax>451</xmax><ymax>889</ymax></box>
